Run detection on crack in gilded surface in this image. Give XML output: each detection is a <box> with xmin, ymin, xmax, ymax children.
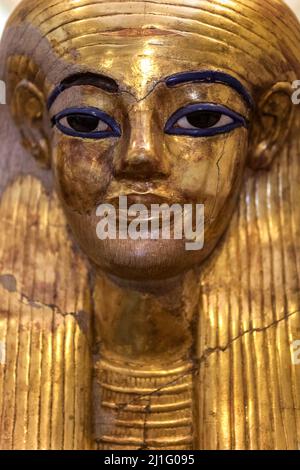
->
<box><xmin>196</xmin><ymin>308</ymin><xmax>300</xmax><ymax>365</ymax></box>
<box><xmin>95</xmin><ymin>360</ymin><xmax>194</xmax><ymax>450</ymax></box>
<box><xmin>0</xmin><ymin>273</ymin><xmax>86</xmax><ymax>319</ymax></box>
<box><xmin>96</xmin><ymin>300</ymin><xmax>300</xmax><ymax>450</ymax></box>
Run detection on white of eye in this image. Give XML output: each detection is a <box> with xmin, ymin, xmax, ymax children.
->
<box><xmin>60</xmin><ymin>116</ymin><xmax>110</xmax><ymax>132</ymax></box>
<box><xmin>176</xmin><ymin>113</ymin><xmax>234</xmax><ymax>130</ymax></box>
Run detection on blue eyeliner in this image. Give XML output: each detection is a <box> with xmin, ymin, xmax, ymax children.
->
<box><xmin>164</xmin><ymin>103</ymin><xmax>248</xmax><ymax>138</ymax></box>
<box><xmin>52</xmin><ymin>107</ymin><xmax>121</xmax><ymax>139</ymax></box>
<box><xmin>165</xmin><ymin>70</ymin><xmax>254</xmax><ymax>109</ymax></box>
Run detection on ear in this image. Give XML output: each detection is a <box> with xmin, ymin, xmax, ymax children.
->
<box><xmin>11</xmin><ymin>79</ymin><xmax>51</xmax><ymax>168</ymax></box>
<box><xmin>248</xmin><ymin>82</ymin><xmax>295</xmax><ymax>170</ymax></box>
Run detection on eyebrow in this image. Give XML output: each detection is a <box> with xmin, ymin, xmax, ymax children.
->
<box><xmin>165</xmin><ymin>71</ymin><xmax>254</xmax><ymax>109</ymax></box>
<box><xmin>47</xmin><ymin>72</ymin><xmax>119</xmax><ymax>109</ymax></box>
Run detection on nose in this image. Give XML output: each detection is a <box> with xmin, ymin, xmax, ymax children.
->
<box><xmin>114</xmin><ymin>105</ymin><xmax>170</xmax><ymax>180</ymax></box>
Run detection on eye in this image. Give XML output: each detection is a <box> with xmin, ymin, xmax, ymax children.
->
<box><xmin>164</xmin><ymin>104</ymin><xmax>247</xmax><ymax>137</ymax></box>
<box><xmin>52</xmin><ymin>107</ymin><xmax>121</xmax><ymax>139</ymax></box>
<box><xmin>176</xmin><ymin>111</ymin><xmax>231</xmax><ymax>129</ymax></box>
<box><xmin>63</xmin><ymin>114</ymin><xmax>108</xmax><ymax>133</ymax></box>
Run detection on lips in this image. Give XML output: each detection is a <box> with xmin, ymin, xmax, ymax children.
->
<box><xmin>109</xmin><ymin>193</ymin><xmax>171</xmax><ymax>208</ymax></box>
<box><xmin>105</xmin><ymin>193</ymin><xmax>179</xmax><ymax>224</ymax></box>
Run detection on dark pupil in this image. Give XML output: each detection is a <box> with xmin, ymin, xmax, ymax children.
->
<box><xmin>186</xmin><ymin>111</ymin><xmax>221</xmax><ymax>128</ymax></box>
<box><xmin>67</xmin><ymin>114</ymin><xmax>100</xmax><ymax>133</ymax></box>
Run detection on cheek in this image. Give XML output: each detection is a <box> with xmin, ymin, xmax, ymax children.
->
<box><xmin>180</xmin><ymin>159</ymin><xmax>218</xmax><ymax>200</ymax></box>
<box><xmin>172</xmin><ymin>129</ymin><xmax>248</xmax><ymax>207</ymax></box>
<box><xmin>212</xmin><ymin>131</ymin><xmax>249</xmax><ymax>211</ymax></box>
<box><xmin>52</xmin><ymin>136</ymin><xmax>114</xmax><ymax>213</ymax></box>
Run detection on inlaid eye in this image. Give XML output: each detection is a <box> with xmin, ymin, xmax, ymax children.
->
<box><xmin>176</xmin><ymin>111</ymin><xmax>232</xmax><ymax>130</ymax></box>
<box><xmin>52</xmin><ymin>107</ymin><xmax>121</xmax><ymax>139</ymax></box>
<box><xmin>165</xmin><ymin>104</ymin><xmax>247</xmax><ymax>137</ymax></box>
<box><xmin>62</xmin><ymin>114</ymin><xmax>109</xmax><ymax>133</ymax></box>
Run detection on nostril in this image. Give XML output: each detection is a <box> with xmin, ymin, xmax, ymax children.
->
<box><xmin>114</xmin><ymin>149</ymin><xmax>168</xmax><ymax>180</ymax></box>
<box><xmin>128</xmin><ymin>151</ymin><xmax>153</xmax><ymax>166</ymax></box>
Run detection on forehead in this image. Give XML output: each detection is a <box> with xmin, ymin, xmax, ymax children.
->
<box><xmin>58</xmin><ymin>33</ymin><xmax>253</xmax><ymax>99</ymax></box>
<box><xmin>47</xmin><ymin>29</ymin><xmax>263</xmax><ymax>107</ymax></box>
<box><xmin>23</xmin><ymin>0</ymin><xmax>277</xmax><ymax>96</ymax></box>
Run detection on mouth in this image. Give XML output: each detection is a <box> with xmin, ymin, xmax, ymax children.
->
<box><xmin>107</xmin><ymin>193</ymin><xmax>172</xmax><ymax>206</ymax></box>
<box><xmin>105</xmin><ymin>193</ymin><xmax>181</xmax><ymax>224</ymax></box>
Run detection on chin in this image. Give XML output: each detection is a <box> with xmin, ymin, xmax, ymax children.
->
<box><xmin>87</xmin><ymin>238</ymin><xmax>204</xmax><ymax>281</ymax></box>
<box><xmin>65</xmin><ymin>210</ymin><xmax>225</xmax><ymax>281</ymax></box>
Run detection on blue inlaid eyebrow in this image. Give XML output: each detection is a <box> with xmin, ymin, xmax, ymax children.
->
<box><xmin>165</xmin><ymin>71</ymin><xmax>254</xmax><ymax>109</ymax></box>
<box><xmin>47</xmin><ymin>84</ymin><xmax>64</xmax><ymax>110</ymax></box>
<box><xmin>47</xmin><ymin>73</ymin><xmax>119</xmax><ymax>110</ymax></box>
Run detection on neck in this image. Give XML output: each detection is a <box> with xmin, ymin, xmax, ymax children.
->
<box><xmin>92</xmin><ymin>269</ymin><xmax>200</xmax><ymax>450</ymax></box>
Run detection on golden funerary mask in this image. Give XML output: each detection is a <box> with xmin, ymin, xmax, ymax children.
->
<box><xmin>1</xmin><ymin>0</ymin><xmax>300</xmax><ymax>451</ymax></box>
<box><xmin>1</xmin><ymin>0</ymin><xmax>297</xmax><ymax>281</ymax></box>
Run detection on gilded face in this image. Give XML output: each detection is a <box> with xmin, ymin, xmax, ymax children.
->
<box><xmin>48</xmin><ymin>31</ymin><xmax>252</xmax><ymax>281</ymax></box>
